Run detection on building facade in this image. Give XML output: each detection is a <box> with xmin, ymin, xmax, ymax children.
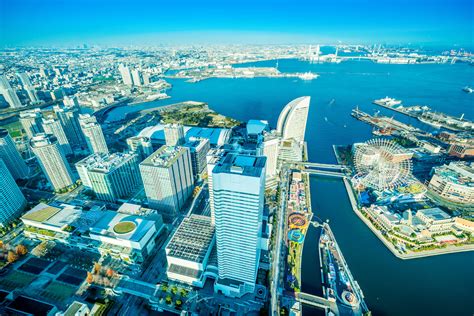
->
<box><xmin>42</xmin><ymin>118</ymin><xmax>73</xmax><ymax>156</ymax></box>
<box><xmin>79</xmin><ymin>114</ymin><xmax>109</xmax><ymax>155</ymax></box>
<box><xmin>428</xmin><ymin>162</ymin><xmax>474</xmax><ymax>205</ymax></box>
<box><xmin>30</xmin><ymin>133</ymin><xmax>75</xmax><ymax>191</ymax></box>
<box><xmin>276</xmin><ymin>96</ymin><xmax>310</xmax><ymax>142</ymax></box>
<box><xmin>0</xmin><ymin>159</ymin><xmax>27</xmax><ymax>227</ymax></box>
<box><xmin>75</xmin><ymin>152</ymin><xmax>141</xmax><ymax>202</ymax></box>
<box><xmin>140</xmin><ymin>146</ymin><xmax>194</xmax><ymax>216</ymax></box>
<box><xmin>184</xmin><ymin>137</ymin><xmax>210</xmax><ymax>179</ymax></box>
<box><xmin>164</xmin><ymin>123</ymin><xmax>185</xmax><ymax>146</ymax></box>
<box><xmin>19</xmin><ymin>108</ymin><xmax>43</xmax><ymax>139</ymax></box>
<box><xmin>212</xmin><ymin>154</ymin><xmax>266</xmax><ymax>297</ymax></box>
<box><xmin>0</xmin><ymin>128</ymin><xmax>29</xmax><ymax>179</ymax></box>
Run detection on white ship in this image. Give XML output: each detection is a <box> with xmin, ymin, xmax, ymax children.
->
<box><xmin>418</xmin><ymin>116</ymin><xmax>442</xmax><ymax>129</ymax></box>
<box><xmin>373</xmin><ymin>96</ymin><xmax>402</xmax><ymax>107</ymax></box>
<box><xmin>462</xmin><ymin>86</ymin><xmax>473</xmax><ymax>93</ymax></box>
<box><xmin>299</xmin><ymin>72</ymin><xmax>318</xmax><ymax>80</ymax></box>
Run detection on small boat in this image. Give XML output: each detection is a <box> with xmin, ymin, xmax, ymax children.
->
<box><xmin>462</xmin><ymin>86</ymin><xmax>473</xmax><ymax>93</ymax></box>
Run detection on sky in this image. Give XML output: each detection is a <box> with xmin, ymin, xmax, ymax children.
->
<box><xmin>0</xmin><ymin>0</ymin><xmax>472</xmax><ymax>47</ymax></box>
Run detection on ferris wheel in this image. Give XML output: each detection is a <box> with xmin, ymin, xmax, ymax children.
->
<box><xmin>353</xmin><ymin>138</ymin><xmax>413</xmax><ymax>191</ymax></box>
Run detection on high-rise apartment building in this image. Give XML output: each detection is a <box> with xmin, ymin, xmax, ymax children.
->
<box><xmin>0</xmin><ymin>75</ymin><xmax>22</xmax><ymax>108</ymax></box>
<box><xmin>118</xmin><ymin>64</ymin><xmax>134</xmax><ymax>86</ymax></box>
<box><xmin>184</xmin><ymin>137</ymin><xmax>210</xmax><ymax>179</ymax></box>
<box><xmin>164</xmin><ymin>123</ymin><xmax>185</xmax><ymax>146</ymax></box>
<box><xmin>42</xmin><ymin>117</ymin><xmax>73</xmax><ymax>156</ymax></box>
<box><xmin>0</xmin><ymin>159</ymin><xmax>27</xmax><ymax>227</ymax></box>
<box><xmin>79</xmin><ymin>114</ymin><xmax>108</xmax><ymax>155</ymax></box>
<box><xmin>53</xmin><ymin>105</ymin><xmax>86</xmax><ymax>149</ymax></box>
<box><xmin>17</xmin><ymin>72</ymin><xmax>39</xmax><ymax>103</ymax></box>
<box><xmin>276</xmin><ymin>96</ymin><xmax>310</xmax><ymax>142</ymax></box>
<box><xmin>0</xmin><ymin>128</ymin><xmax>29</xmax><ymax>179</ymax></box>
<box><xmin>30</xmin><ymin>133</ymin><xmax>75</xmax><ymax>191</ymax></box>
<box><xmin>126</xmin><ymin>136</ymin><xmax>154</xmax><ymax>161</ymax></box>
<box><xmin>19</xmin><ymin>108</ymin><xmax>43</xmax><ymax>138</ymax></box>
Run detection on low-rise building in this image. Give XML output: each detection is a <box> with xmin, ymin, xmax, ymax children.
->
<box><xmin>165</xmin><ymin>215</ymin><xmax>215</xmax><ymax>287</ymax></box>
<box><xmin>415</xmin><ymin>207</ymin><xmax>455</xmax><ymax>234</ymax></box>
<box><xmin>428</xmin><ymin>162</ymin><xmax>474</xmax><ymax>205</ymax></box>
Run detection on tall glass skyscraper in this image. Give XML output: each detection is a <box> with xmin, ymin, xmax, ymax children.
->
<box><xmin>0</xmin><ymin>158</ymin><xmax>27</xmax><ymax>227</ymax></box>
<box><xmin>0</xmin><ymin>128</ymin><xmax>29</xmax><ymax>179</ymax></box>
<box><xmin>212</xmin><ymin>153</ymin><xmax>266</xmax><ymax>297</ymax></box>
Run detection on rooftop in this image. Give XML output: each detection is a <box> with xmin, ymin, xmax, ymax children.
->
<box><xmin>89</xmin><ymin>210</ymin><xmax>159</xmax><ymax>243</ymax></box>
<box><xmin>140</xmin><ymin>145</ymin><xmax>187</xmax><ymax>168</ymax></box>
<box><xmin>246</xmin><ymin>119</ymin><xmax>269</xmax><ymax>135</ymax></box>
<box><xmin>433</xmin><ymin>162</ymin><xmax>474</xmax><ymax>187</ymax></box>
<box><xmin>418</xmin><ymin>207</ymin><xmax>451</xmax><ymax>221</ymax></box>
<box><xmin>213</xmin><ymin>153</ymin><xmax>266</xmax><ymax>177</ymax></box>
<box><xmin>30</xmin><ymin>133</ymin><xmax>58</xmax><ymax>148</ymax></box>
<box><xmin>138</xmin><ymin>123</ymin><xmax>230</xmax><ymax>146</ymax></box>
<box><xmin>76</xmin><ymin>152</ymin><xmax>137</xmax><ymax>173</ymax></box>
<box><xmin>166</xmin><ymin>215</ymin><xmax>215</xmax><ymax>263</ymax></box>
<box><xmin>22</xmin><ymin>203</ymin><xmax>82</xmax><ymax>228</ymax></box>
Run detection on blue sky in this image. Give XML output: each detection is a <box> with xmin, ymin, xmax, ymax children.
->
<box><xmin>0</xmin><ymin>0</ymin><xmax>472</xmax><ymax>47</ymax></box>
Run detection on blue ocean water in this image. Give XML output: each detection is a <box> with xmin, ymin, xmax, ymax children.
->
<box><xmin>106</xmin><ymin>59</ymin><xmax>474</xmax><ymax>316</ymax></box>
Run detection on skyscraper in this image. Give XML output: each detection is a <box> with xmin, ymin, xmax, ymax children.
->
<box><xmin>0</xmin><ymin>75</ymin><xmax>22</xmax><ymax>108</ymax></box>
<box><xmin>206</xmin><ymin>148</ymin><xmax>227</xmax><ymax>225</ymax></box>
<box><xmin>53</xmin><ymin>105</ymin><xmax>86</xmax><ymax>149</ymax></box>
<box><xmin>184</xmin><ymin>137</ymin><xmax>210</xmax><ymax>179</ymax></box>
<box><xmin>131</xmin><ymin>69</ymin><xmax>143</xmax><ymax>86</ymax></box>
<box><xmin>63</xmin><ymin>95</ymin><xmax>79</xmax><ymax>107</ymax></box>
<box><xmin>17</xmin><ymin>72</ymin><xmax>39</xmax><ymax>103</ymax></box>
<box><xmin>257</xmin><ymin>131</ymin><xmax>280</xmax><ymax>178</ymax></box>
<box><xmin>276</xmin><ymin>96</ymin><xmax>311</xmax><ymax>142</ymax></box>
<box><xmin>126</xmin><ymin>136</ymin><xmax>154</xmax><ymax>161</ymax></box>
<box><xmin>79</xmin><ymin>114</ymin><xmax>108</xmax><ymax>155</ymax></box>
<box><xmin>0</xmin><ymin>128</ymin><xmax>29</xmax><ymax>179</ymax></box>
<box><xmin>30</xmin><ymin>133</ymin><xmax>75</xmax><ymax>191</ymax></box>
<box><xmin>118</xmin><ymin>64</ymin><xmax>134</xmax><ymax>86</ymax></box>
<box><xmin>19</xmin><ymin>108</ymin><xmax>43</xmax><ymax>138</ymax></box>
<box><xmin>0</xmin><ymin>158</ymin><xmax>27</xmax><ymax>227</ymax></box>
<box><xmin>42</xmin><ymin>117</ymin><xmax>73</xmax><ymax>156</ymax></box>
<box><xmin>164</xmin><ymin>123</ymin><xmax>185</xmax><ymax>146</ymax></box>
<box><xmin>212</xmin><ymin>154</ymin><xmax>266</xmax><ymax>297</ymax></box>
<box><xmin>75</xmin><ymin>152</ymin><xmax>141</xmax><ymax>202</ymax></box>
<box><xmin>140</xmin><ymin>146</ymin><xmax>193</xmax><ymax>215</ymax></box>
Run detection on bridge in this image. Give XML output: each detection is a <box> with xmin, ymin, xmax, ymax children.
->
<box><xmin>303</xmin><ymin>169</ymin><xmax>348</xmax><ymax>178</ymax></box>
<box><xmin>296</xmin><ymin>292</ymin><xmax>334</xmax><ymax>311</ymax></box>
<box><xmin>292</xmin><ymin>161</ymin><xmax>349</xmax><ymax>170</ymax></box>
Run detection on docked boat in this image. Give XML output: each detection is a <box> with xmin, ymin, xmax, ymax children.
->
<box><xmin>373</xmin><ymin>97</ymin><xmax>402</xmax><ymax>107</ymax></box>
<box><xmin>418</xmin><ymin>116</ymin><xmax>442</xmax><ymax>128</ymax></box>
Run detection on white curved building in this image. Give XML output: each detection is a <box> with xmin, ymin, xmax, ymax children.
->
<box><xmin>276</xmin><ymin>96</ymin><xmax>311</xmax><ymax>142</ymax></box>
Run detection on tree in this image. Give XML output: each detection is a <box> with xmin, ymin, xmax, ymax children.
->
<box><xmin>93</xmin><ymin>262</ymin><xmax>101</xmax><ymax>274</ymax></box>
<box><xmin>16</xmin><ymin>244</ymin><xmax>28</xmax><ymax>256</ymax></box>
<box><xmin>175</xmin><ymin>299</ymin><xmax>182</xmax><ymax>308</ymax></box>
<box><xmin>165</xmin><ymin>295</ymin><xmax>172</xmax><ymax>305</ymax></box>
<box><xmin>171</xmin><ymin>286</ymin><xmax>178</xmax><ymax>295</ymax></box>
<box><xmin>106</xmin><ymin>268</ymin><xmax>114</xmax><ymax>278</ymax></box>
<box><xmin>86</xmin><ymin>271</ymin><xmax>94</xmax><ymax>284</ymax></box>
<box><xmin>7</xmin><ymin>251</ymin><xmax>18</xmax><ymax>263</ymax></box>
<box><xmin>161</xmin><ymin>285</ymin><xmax>168</xmax><ymax>292</ymax></box>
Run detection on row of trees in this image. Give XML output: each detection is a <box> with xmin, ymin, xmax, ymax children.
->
<box><xmin>0</xmin><ymin>242</ymin><xmax>28</xmax><ymax>264</ymax></box>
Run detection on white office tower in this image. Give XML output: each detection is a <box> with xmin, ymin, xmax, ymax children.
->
<box><xmin>0</xmin><ymin>75</ymin><xmax>22</xmax><ymax>108</ymax></box>
<box><xmin>206</xmin><ymin>148</ymin><xmax>226</xmax><ymax>225</ymax></box>
<box><xmin>184</xmin><ymin>137</ymin><xmax>211</xmax><ymax>179</ymax></box>
<box><xmin>0</xmin><ymin>159</ymin><xmax>27</xmax><ymax>227</ymax></box>
<box><xmin>53</xmin><ymin>105</ymin><xmax>86</xmax><ymax>149</ymax></box>
<box><xmin>212</xmin><ymin>154</ymin><xmax>266</xmax><ymax>297</ymax></box>
<box><xmin>257</xmin><ymin>131</ymin><xmax>280</xmax><ymax>178</ymax></box>
<box><xmin>63</xmin><ymin>95</ymin><xmax>79</xmax><ymax>107</ymax></box>
<box><xmin>164</xmin><ymin>123</ymin><xmax>185</xmax><ymax>146</ymax></box>
<box><xmin>118</xmin><ymin>64</ymin><xmax>134</xmax><ymax>86</ymax></box>
<box><xmin>17</xmin><ymin>72</ymin><xmax>39</xmax><ymax>103</ymax></box>
<box><xmin>19</xmin><ymin>108</ymin><xmax>43</xmax><ymax>138</ymax></box>
<box><xmin>276</xmin><ymin>96</ymin><xmax>311</xmax><ymax>142</ymax></box>
<box><xmin>126</xmin><ymin>136</ymin><xmax>154</xmax><ymax>160</ymax></box>
<box><xmin>131</xmin><ymin>69</ymin><xmax>143</xmax><ymax>86</ymax></box>
<box><xmin>79</xmin><ymin>114</ymin><xmax>109</xmax><ymax>155</ymax></box>
<box><xmin>30</xmin><ymin>133</ymin><xmax>75</xmax><ymax>191</ymax></box>
<box><xmin>140</xmin><ymin>146</ymin><xmax>193</xmax><ymax>216</ymax></box>
<box><xmin>0</xmin><ymin>128</ymin><xmax>29</xmax><ymax>179</ymax></box>
<box><xmin>75</xmin><ymin>152</ymin><xmax>141</xmax><ymax>202</ymax></box>
<box><xmin>42</xmin><ymin>117</ymin><xmax>73</xmax><ymax>156</ymax></box>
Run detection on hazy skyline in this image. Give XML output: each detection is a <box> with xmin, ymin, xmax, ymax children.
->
<box><xmin>1</xmin><ymin>0</ymin><xmax>473</xmax><ymax>47</ymax></box>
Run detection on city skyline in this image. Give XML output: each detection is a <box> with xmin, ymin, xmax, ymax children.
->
<box><xmin>1</xmin><ymin>0</ymin><xmax>473</xmax><ymax>47</ymax></box>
